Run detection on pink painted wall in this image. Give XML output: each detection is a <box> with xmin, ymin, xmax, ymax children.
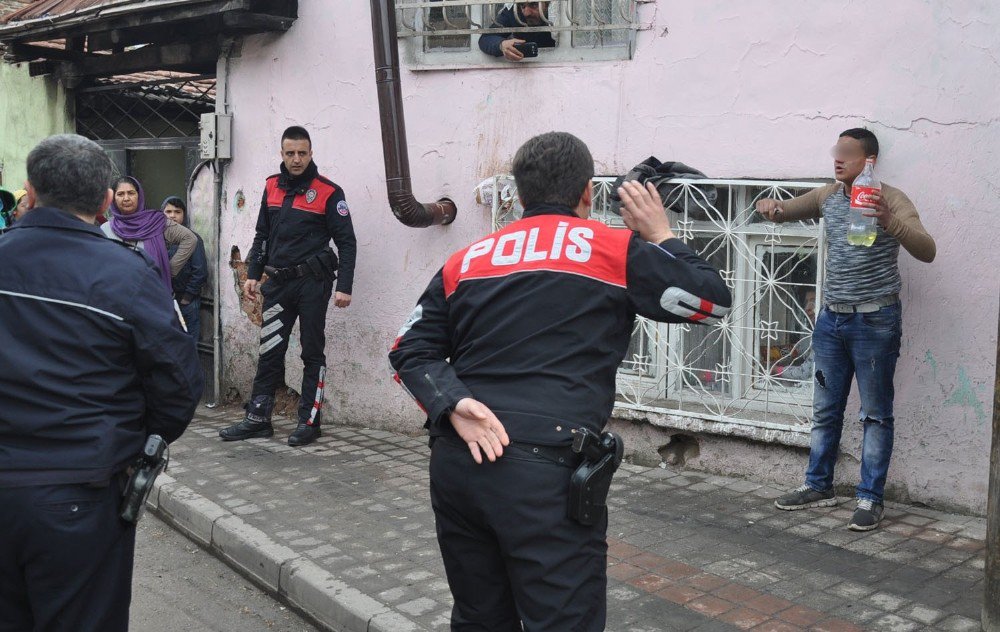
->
<box><xmin>219</xmin><ymin>1</ymin><xmax>999</xmax><ymax>513</ymax></box>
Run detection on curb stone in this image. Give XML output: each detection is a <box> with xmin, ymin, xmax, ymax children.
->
<box><xmin>147</xmin><ymin>475</ymin><xmax>431</xmax><ymax>632</ymax></box>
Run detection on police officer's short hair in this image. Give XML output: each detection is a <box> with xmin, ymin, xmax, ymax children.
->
<box><xmin>26</xmin><ymin>134</ymin><xmax>113</xmax><ymax>218</ymax></box>
<box><xmin>512</xmin><ymin>132</ymin><xmax>594</xmax><ymax>209</ymax></box>
<box><xmin>281</xmin><ymin>126</ymin><xmax>311</xmax><ymax>147</ymax></box>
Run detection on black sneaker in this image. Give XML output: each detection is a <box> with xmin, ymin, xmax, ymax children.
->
<box><xmin>219</xmin><ymin>395</ymin><xmax>275</xmax><ymax>441</ymax></box>
<box><xmin>848</xmin><ymin>499</ymin><xmax>884</xmax><ymax>531</ymax></box>
<box><xmin>288</xmin><ymin>421</ymin><xmax>322</xmax><ymax>447</ymax></box>
<box><xmin>774</xmin><ymin>484</ymin><xmax>838</xmax><ymax>511</ymax></box>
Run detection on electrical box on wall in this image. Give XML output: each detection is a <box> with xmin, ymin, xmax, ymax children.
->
<box><xmin>199</xmin><ymin>113</ymin><xmax>232</xmax><ymax>160</ymax></box>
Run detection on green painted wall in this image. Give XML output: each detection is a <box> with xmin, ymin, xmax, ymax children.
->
<box><xmin>0</xmin><ymin>62</ymin><xmax>73</xmax><ymax>190</ymax></box>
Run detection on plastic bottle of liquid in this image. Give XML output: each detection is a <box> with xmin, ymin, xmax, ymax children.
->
<box><xmin>847</xmin><ymin>158</ymin><xmax>880</xmax><ymax>247</ymax></box>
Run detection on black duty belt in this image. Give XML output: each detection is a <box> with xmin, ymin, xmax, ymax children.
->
<box><xmin>265</xmin><ymin>249</ymin><xmax>337</xmax><ymax>283</ymax></box>
<box><xmin>508</xmin><ymin>440</ymin><xmax>582</xmax><ymax>468</ymax></box>
<box><xmin>432</xmin><ymin>435</ymin><xmax>582</xmax><ymax>468</ymax></box>
<box><xmin>264</xmin><ymin>263</ymin><xmax>309</xmax><ymax>281</ymax></box>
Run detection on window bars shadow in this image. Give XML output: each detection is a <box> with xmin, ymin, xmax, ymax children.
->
<box><xmin>76</xmin><ymin>75</ymin><xmax>216</xmax><ymax>141</ymax></box>
<box><xmin>489</xmin><ymin>175</ymin><xmax>827</xmax><ymax>432</ymax></box>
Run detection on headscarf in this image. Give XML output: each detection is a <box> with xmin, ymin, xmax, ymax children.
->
<box><xmin>0</xmin><ymin>188</ymin><xmax>14</xmax><ymax>229</ymax></box>
<box><xmin>109</xmin><ymin>176</ymin><xmax>172</xmax><ymax>290</ymax></box>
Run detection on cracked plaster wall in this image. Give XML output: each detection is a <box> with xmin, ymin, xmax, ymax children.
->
<box><xmin>219</xmin><ymin>1</ymin><xmax>999</xmax><ymax>513</ymax></box>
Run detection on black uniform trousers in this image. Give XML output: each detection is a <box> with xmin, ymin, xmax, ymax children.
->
<box><xmin>0</xmin><ymin>482</ymin><xmax>136</xmax><ymax>632</ymax></box>
<box><xmin>251</xmin><ymin>275</ymin><xmax>333</xmax><ymax>423</ymax></box>
<box><xmin>430</xmin><ymin>437</ymin><xmax>608</xmax><ymax>632</ymax></box>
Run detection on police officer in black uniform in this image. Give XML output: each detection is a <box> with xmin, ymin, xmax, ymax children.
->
<box><xmin>220</xmin><ymin>126</ymin><xmax>357</xmax><ymax>446</ymax></box>
<box><xmin>389</xmin><ymin>132</ymin><xmax>732</xmax><ymax>630</ymax></box>
<box><xmin>0</xmin><ymin>134</ymin><xmax>203</xmax><ymax>631</ymax></box>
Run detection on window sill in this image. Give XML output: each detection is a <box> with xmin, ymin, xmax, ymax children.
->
<box><xmin>612</xmin><ymin>403</ymin><xmax>811</xmax><ymax>449</ymax></box>
<box><xmin>402</xmin><ymin>43</ymin><xmax>634</xmax><ymax>70</ymax></box>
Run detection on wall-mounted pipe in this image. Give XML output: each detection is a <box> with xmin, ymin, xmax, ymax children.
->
<box><xmin>370</xmin><ymin>0</ymin><xmax>456</xmax><ymax>227</ymax></box>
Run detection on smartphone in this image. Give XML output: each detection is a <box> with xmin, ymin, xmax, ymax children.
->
<box><xmin>513</xmin><ymin>42</ymin><xmax>539</xmax><ymax>58</ymax></box>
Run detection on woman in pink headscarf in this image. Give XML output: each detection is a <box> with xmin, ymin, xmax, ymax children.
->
<box><xmin>101</xmin><ymin>176</ymin><xmax>197</xmax><ymax>291</ymax></box>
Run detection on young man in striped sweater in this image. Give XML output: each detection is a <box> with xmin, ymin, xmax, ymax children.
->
<box><xmin>758</xmin><ymin>128</ymin><xmax>936</xmax><ymax>531</ymax></box>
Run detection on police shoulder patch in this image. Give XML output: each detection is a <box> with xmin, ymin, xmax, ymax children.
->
<box><xmin>337</xmin><ymin>200</ymin><xmax>350</xmax><ymax>216</ymax></box>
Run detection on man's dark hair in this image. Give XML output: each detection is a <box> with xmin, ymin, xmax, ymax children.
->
<box><xmin>512</xmin><ymin>132</ymin><xmax>594</xmax><ymax>208</ymax></box>
<box><xmin>839</xmin><ymin>128</ymin><xmax>879</xmax><ymax>157</ymax></box>
<box><xmin>281</xmin><ymin>125</ymin><xmax>311</xmax><ymax>146</ymax></box>
<box><xmin>26</xmin><ymin>134</ymin><xmax>113</xmax><ymax>217</ymax></box>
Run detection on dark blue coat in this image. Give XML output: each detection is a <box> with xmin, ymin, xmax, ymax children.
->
<box><xmin>0</xmin><ymin>207</ymin><xmax>203</xmax><ymax>487</ymax></box>
<box><xmin>168</xmin><ymin>235</ymin><xmax>208</xmax><ymax>303</ymax></box>
<box><xmin>478</xmin><ymin>6</ymin><xmax>557</xmax><ymax>57</ymax></box>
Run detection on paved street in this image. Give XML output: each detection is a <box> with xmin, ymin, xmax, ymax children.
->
<box><xmin>132</xmin><ymin>513</ymin><xmax>316</xmax><ymax>631</ymax></box>
<box><xmin>154</xmin><ymin>407</ymin><xmax>989</xmax><ymax>631</ymax></box>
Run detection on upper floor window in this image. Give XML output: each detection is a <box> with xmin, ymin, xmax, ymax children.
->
<box><xmin>396</xmin><ymin>1</ymin><xmax>641</xmax><ymax>69</ymax></box>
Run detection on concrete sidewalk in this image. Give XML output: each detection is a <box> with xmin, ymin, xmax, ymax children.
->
<box><xmin>150</xmin><ymin>407</ymin><xmax>988</xmax><ymax>631</ymax></box>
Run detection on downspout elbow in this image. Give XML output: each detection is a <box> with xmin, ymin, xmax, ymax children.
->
<box><xmin>388</xmin><ymin>182</ymin><xmax>456</xmax><ymax>227</ymax></box>
<box><xmin>371</xmin><ymin>0</ymin><xmax>457</xmax><ymax>228</ymax></box>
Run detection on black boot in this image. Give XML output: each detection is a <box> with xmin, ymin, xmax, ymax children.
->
<box><xmin>288</xmin><ymin>420</ymin><xmax>321</xmax><ymax>446</ymax></box>
<box><xmin>219</xmin><ymin>395</ymin><xmax>275</xmax><ymax>441</ymax></box>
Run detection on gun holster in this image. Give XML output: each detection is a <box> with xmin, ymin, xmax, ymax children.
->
<box><xmin>567</xmin><ymin>429</ymin><xmax>624</xmax><ymax>526</ymax></box>
<box><xmin>301</xmin><ymin>248</ymin><xmax>338</xmax><ymax>282</ymax></box>
<box><xmin>120</xmin><ymin>434</ymin><xmax>168</xmax><ymax>524</ymax></box>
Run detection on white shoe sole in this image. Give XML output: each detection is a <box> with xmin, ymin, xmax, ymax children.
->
<box><xmin>848</xmin><ymin>518</ymin><xmax>882</xmax><ymax>531</ymax></box>
<box><xmin>774</xmin><ymin>497</ymin><xmax>839</xmax><ymax>511</ymax></box>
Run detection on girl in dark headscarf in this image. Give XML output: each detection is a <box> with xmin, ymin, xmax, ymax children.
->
<box><xmin>161</xmin><ymin>196</ymin><xmax>208</xmax><ymax>338</ymax></box>
<box><xmin>101</xmin><ymin>176</ymin><xmax>197</xmax><ymax>291</ymax></box>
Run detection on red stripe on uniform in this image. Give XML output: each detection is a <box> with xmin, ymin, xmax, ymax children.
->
<box><xmin>441</xmin><ymin>215</ymin><xmax>631</xmax><ymax>299</ymax></box>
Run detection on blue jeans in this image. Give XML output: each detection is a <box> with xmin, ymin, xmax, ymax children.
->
<box><xmin>804</xmin><ymin>304</ymin><xmax>901</xmax><ymax>503</ymax></box>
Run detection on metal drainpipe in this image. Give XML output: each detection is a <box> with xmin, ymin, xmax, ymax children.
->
<box><xmin>984</xmin><ymin>298</ymin><xmax>1000</xmax><ymax>631</ymax></box>
<box><xmin>206</xmin><ymin>39</ymin><xmax>234</xmax><ymax>408</ymax></box>
<box><xmin>369</xmin><ymin>0</ymin><xmax>456</xmax><ymax>227</ymax></box>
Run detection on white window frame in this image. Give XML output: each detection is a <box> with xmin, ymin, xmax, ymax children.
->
<box><xmin>488</xmin><ymin>175</ymin><xmax>828</xmax><ymax>435</ymax></box>
<box><xmin>396</xmin><ymin>1</ymin><xmax>644</xmax><ymax>70</ymax></box>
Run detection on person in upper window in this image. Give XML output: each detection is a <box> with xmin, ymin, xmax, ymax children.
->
<box><xmin>478</xmin><ymin>2</ymin><xmax>555</xmax><ymax>61</ymax></box>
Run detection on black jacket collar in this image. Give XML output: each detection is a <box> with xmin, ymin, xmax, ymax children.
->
<box><xmin>11</xmin><ymin>207</ymin><xmax>105</xmax><ymax>236</ymax></box>
<box><xmin>521</xmin><ymin>203</ymin><xmax>579</xmax><ymax>219</ymax></box>
<box><xmin>278</xmin><ymin>161</ymin><xmax>319</xmax><ymax>193</ymax></box>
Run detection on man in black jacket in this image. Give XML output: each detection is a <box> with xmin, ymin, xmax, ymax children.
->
<box><xmin>389</xmin><ymin>132</ymin><xmax>731</xmax><ymax>631</ymax></box>
<box><xmin>478</xmin><ymin>2</ymin><xmax>555</xmax><ymax>61</ymax></box>
<box><xmin>0</xmin><ymin>134</ymin><xmax>203</xmax><ymax>631</ymax></box>
<box><xmin>219</xmin><ymin>126</ymin><xmax>357</xmax><ymax>446</ymax></box>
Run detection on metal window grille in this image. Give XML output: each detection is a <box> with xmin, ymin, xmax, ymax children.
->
<box><xmin>76</xmin><ymin>75</ymin><xmax>216</xmax><ymax>141</ymax></box>
<box><xmin>397</xmin><ymin>0</ymin><xmax>641</xmax><ymax>67</ymax></box>
<box><xmin>489</xmin><ymin>175</ymin><xmax>827</xmax><ymax>433</ymax></box>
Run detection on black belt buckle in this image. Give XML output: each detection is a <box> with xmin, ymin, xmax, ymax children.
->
<box><xmin>568</xmin><ymin>429</ymin><xmax>624</xmax><ymax>526</ymax></box>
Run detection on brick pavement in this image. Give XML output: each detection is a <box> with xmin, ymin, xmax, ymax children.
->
<box><xmin>154</xmin><ymin>408</ymin><xmax>988</xmax><ymax>631</ymax></box>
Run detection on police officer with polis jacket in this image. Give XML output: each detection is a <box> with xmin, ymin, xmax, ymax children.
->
<box><xmin>220</xmin><ymin>126</ymin><xmax>357</xmax><ymax>447</ymax></box>
<box><xmin>0</xmin><ymin>134</ymin><xmax>204</xmax><ymax>631</ymax></box>
<box><xmin>389</xmin><ymin>132</ymin><xmax>731</xmax><ymax>630</ymax></box>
